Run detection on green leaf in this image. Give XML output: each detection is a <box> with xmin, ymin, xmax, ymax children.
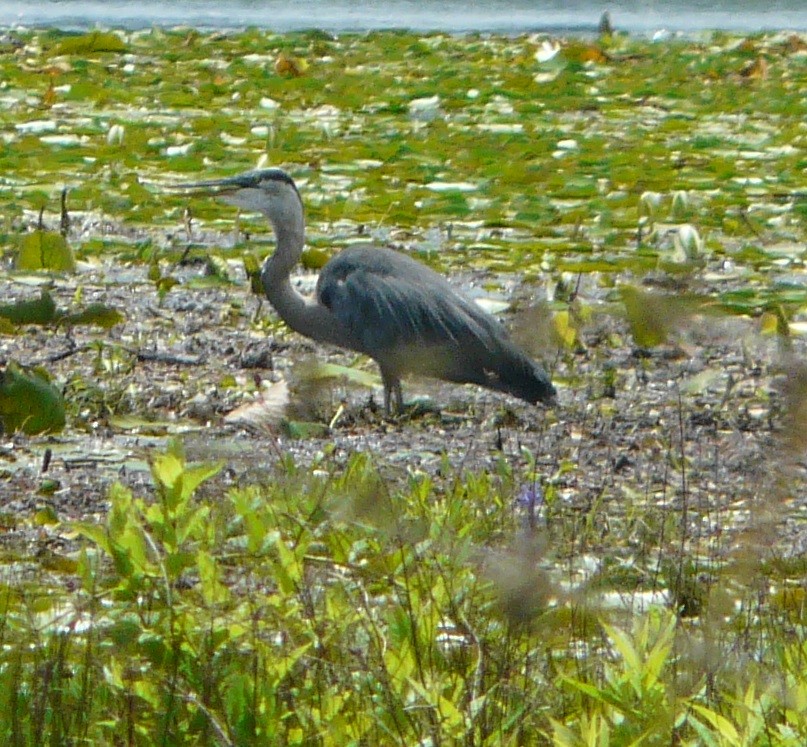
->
<box><xmin>55</xmin><ymin>31</ymin><xmax>127</xmax><ymax>55</ymax></box>
<box><xmin>301</xmin><ymin>247</ymin><xmax>330</xmax><ymax>269</ymax></box>
<box><xmin>176</xmin><ymin>504</ymin><xmax>210</xmax><ymax>545</ymax></box>
<box><xmin>690</xmin><ymin>704</ymin><xmax>741</xmax><ymax>745</ymax></box>
<box><xmin>273</xmin><ymin>535</ymin><xmax>302</xmax><ymax>594</ymax></box>
<box><xmin>197</xmin><ymin>550</ymin><xmax>229</xmax><ymax>605</ymax></box>
<box><xmin>282</xmin><ymin>420</ymin><xmax>329</xmax><ymax>439</ymax></box>
<box><xmin>0</xmin><ymin>362</ymin><xmax>66</xmax><ymax>435</ymax></box>
<box><xmin>165</xmin><ymin>549</ymin><xmax>196</xmax><ymax>577</ymax></box>
<box><xmin>304</xmin><ymin>361</ymin><xmax>381</xmax><ymax>388</ymax></box>
<box><xmin>553</xmin><ymin>309</ymin><xmax>577</xmax><ymax>349</ymax></box>
<box><xmin>151</xmin><ymin>453</ymin><xmax>185</xmax><ymax>495</ymax></box>
<box><xmin>33</xmin><ymin>505</ymin><xmax>59</xmax><ymax>524</ymax></box>
<box><xmin>243</xmin><ymin>252</ymin><xmax>263</xmax><ymax>295</ymax></box>
<box><xmin>602</xmin><ymin>621</ymin><xmax>641</xmax><ymax>674</ymax></box>
<box><xmin>113</xmin><ymin>525</ymin><xmax>151</xmax><ymax>576</ymax></box>
<box><xmin>0</xmin><ymin>291</ymin><xmax>58</xmax><ymax>325</ymax></box>
<box><xmin>178</xmin><ymin>462</ymin><xmax>225</xmax><ymax>502</ymax></box>
<box><xmin>559</xmin><ymin>674</ymin><xmax>613</xmax><ymax>703</ymax></box>
<box><xmin>15</xmin><ymin>231</ymin><xmax>76</xmax><ymax>272</ymax></box>
<box><xmin>73</xmin><ymin>522</ymin><xmax>113</xmax><ymax>555</ymax></box>
<box><xmin>59</xmin><ymin>303</ymin><xmax>124</xmax><ymax>328</ymax></box>
<box><xmin>619</xmin><ymin>286</ymin><xmax>719</xmax><ymax>348</ymax></box>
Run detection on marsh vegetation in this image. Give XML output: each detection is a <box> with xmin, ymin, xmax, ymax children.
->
<box><xmin>0</xmin><ymin>27</ymin><xmax>806</xmax><ymax>744</ymax></box>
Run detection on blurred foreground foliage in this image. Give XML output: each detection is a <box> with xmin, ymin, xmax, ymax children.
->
<box><xmin>0</xmin><ymin>442</ymin><xmax>805</xmax><ymax>745</ymax></box>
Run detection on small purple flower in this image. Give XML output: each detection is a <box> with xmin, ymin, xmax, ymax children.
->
<box><xmin>515</xmin><ymin>484</ymin><xmax>544</xmax><ymax>511</ymax></box>
<box><xmin>515</xmin><ymin>483</ymin><xmax>544</xmax><ymax>530</ymax></box>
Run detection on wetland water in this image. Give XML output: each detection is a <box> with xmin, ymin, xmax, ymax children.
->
<box><xmin>3</xmin><ymin>0</ymin><xmax>807</xmax><ymax>33</ymax></box>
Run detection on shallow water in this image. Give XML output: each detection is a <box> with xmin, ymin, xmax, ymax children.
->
<box><xmin>4</xmin><ymin>0</ymin><xmax>807</xmax><ymax>33</ymax></box>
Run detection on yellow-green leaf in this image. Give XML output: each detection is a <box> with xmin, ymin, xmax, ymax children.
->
<box><xmin>15</xmin><ymin>231</ymin><xmax>76</xmax><ymax>272</ymax></box>
<box><xmin>553</xmin><ymin>309</ymin><xmax>577</xmax><ymax>349</ymax></box>
<box><xmin>60</xmin><ymin>303</ymin><xmax>124</xmax><ymax>329</ymax></box>
<box><xmin>301</xmin><ymin>247</ymin><xmax>330</xmax><ymax>269</ymax></box>
<box><xmin>0</xmin><ymin>362</ymin><xmax>66</xmax><ymax>435</ymax></box>
<box><xmin>55</xmin><ymin>31</ymin><xmax>127</xmax><ymax>55</ymax></box>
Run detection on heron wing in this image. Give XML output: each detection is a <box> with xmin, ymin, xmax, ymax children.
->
<box><xmin>317</xmin><ymin>247</ymin><xmax>504</xmax><ymax>371</ymax></box>
<box><xmin>316</xmin><ymin>246</ymin><xmax>555</xmax><ymax>405</ymax></box>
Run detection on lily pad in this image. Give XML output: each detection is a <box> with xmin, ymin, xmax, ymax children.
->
<box><xmin>15</xmin><ymin>232</ymin><xmax>76</xmax><ymax>273</ymax></box>
<box><xmin>304</xmin><ymin>362</ymin><xmax>381</xmax><ymax>389</ymax></box>
<box><xmin>0</xmin><ymin>362</ymin><xmax>66</xmax><ymax>435</ymax></box>
<box><xmin>619</xmin><ymin>286</ymin><xmax>718</xmax><ymax>348</ymax></box>
<box><xmin>0</xmin><ymin>291</ymin><xmax>58</xmax><ymax>326</ymax></box>
<box><xmin>282</xmin><ymin>420</ymin><xmax>330</xmax><ymax>439</ymax></box>
<box><xmin>59</xmin><ymin>303</ymin><xmax>125</xmax><ymax>329</ymax></box>
<box><xmin>54</xmin><ymin>31</ymin><xmax>127</xmax><ymax>55</ymax></box>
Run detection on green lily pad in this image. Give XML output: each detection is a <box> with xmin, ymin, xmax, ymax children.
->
<box><xmin>54</xmin><ymin>31</ymin><xmax>127</xmax><ymax>55</ymax></box>
<box><xmin>0</xmin><ymin>362</ymin><xmax>66</xmax><ymax>435</ymax></box>
<box><xmin>305</xmin><ymin>362</ymin><xmax>381</xmax><ymax>388</ymax></box>
<box><xmin>0</xmin><ymin>291</ymin><xmax>58</xmax><ymax>325</ymax></box>
<box><xmin>282</xmin><ymin>420</ymin><xmax>330</xmax><ymax>439</ymax></box>
<box><xmin>619</xmin><ymin>286</ymin><xmax>719</xmax><ymax>348</ymax></box>
<box><xmin>301</xmin><ymin>247</ymin><xmax>331</xmax><ymax>269</ymax></box>
<box><xmin>59</xmin><ymin>303</ymin><xmax>125</xmax><ymax>329</ymax></box>
<box><xmin>15</xmin><ymin>231</ymin><xmax>76</xmax><ymax>273</ymax></box>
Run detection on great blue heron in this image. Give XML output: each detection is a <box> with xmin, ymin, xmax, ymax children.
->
<box><xmin>176</xmin><ymin>168</ymin><xmax>556</xmax><ymax>413</ymax></box>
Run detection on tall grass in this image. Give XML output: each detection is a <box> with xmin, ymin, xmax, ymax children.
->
<box><xmin>1</xmin><ymin>441</ymin><xmax>805</xmax><ymax>745</ymax></box>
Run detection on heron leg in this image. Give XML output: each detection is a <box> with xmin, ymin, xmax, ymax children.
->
<box><xmin>382</xmin><ymin>372</ymin><xmax>403</xmax><ymax>415</ymax></box>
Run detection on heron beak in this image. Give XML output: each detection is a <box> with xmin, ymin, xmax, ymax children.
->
<box><xmin>165</xmin><ymin>173</ymin><xmax>256</xmax><ymax>196</ymax></box>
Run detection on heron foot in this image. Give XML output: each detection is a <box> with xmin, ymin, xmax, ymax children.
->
<box><xmin>382</xmin><ymin>376</ymin><xmax>404</xmax><ymax>415</ymax></box>
<box><xmin>382</xmin><ymin>397</ymin><xmax>440</xmax><ymax>421</ymax></box>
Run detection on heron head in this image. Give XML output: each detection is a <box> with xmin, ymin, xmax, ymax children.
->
<box><xmin>172</xmin><ymin>168</ymin><xmax>302</xmax><ymax>214</ymax></box>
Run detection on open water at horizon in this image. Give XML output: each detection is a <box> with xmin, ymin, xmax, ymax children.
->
<box><xmin>2</xmin><ymin>0</ymin><xmax>807</xmax><ymax>34</ymax></box>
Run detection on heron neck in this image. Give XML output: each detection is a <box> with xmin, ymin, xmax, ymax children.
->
<box><xmin>264</xmin><ymin>208</ymin><xmax>305</xmax><ymax>278</ymax></box>
<box><xmin>260</xmin><ymin>211</ymin><xmax>348</xmax><ymax>348</ymax></box>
